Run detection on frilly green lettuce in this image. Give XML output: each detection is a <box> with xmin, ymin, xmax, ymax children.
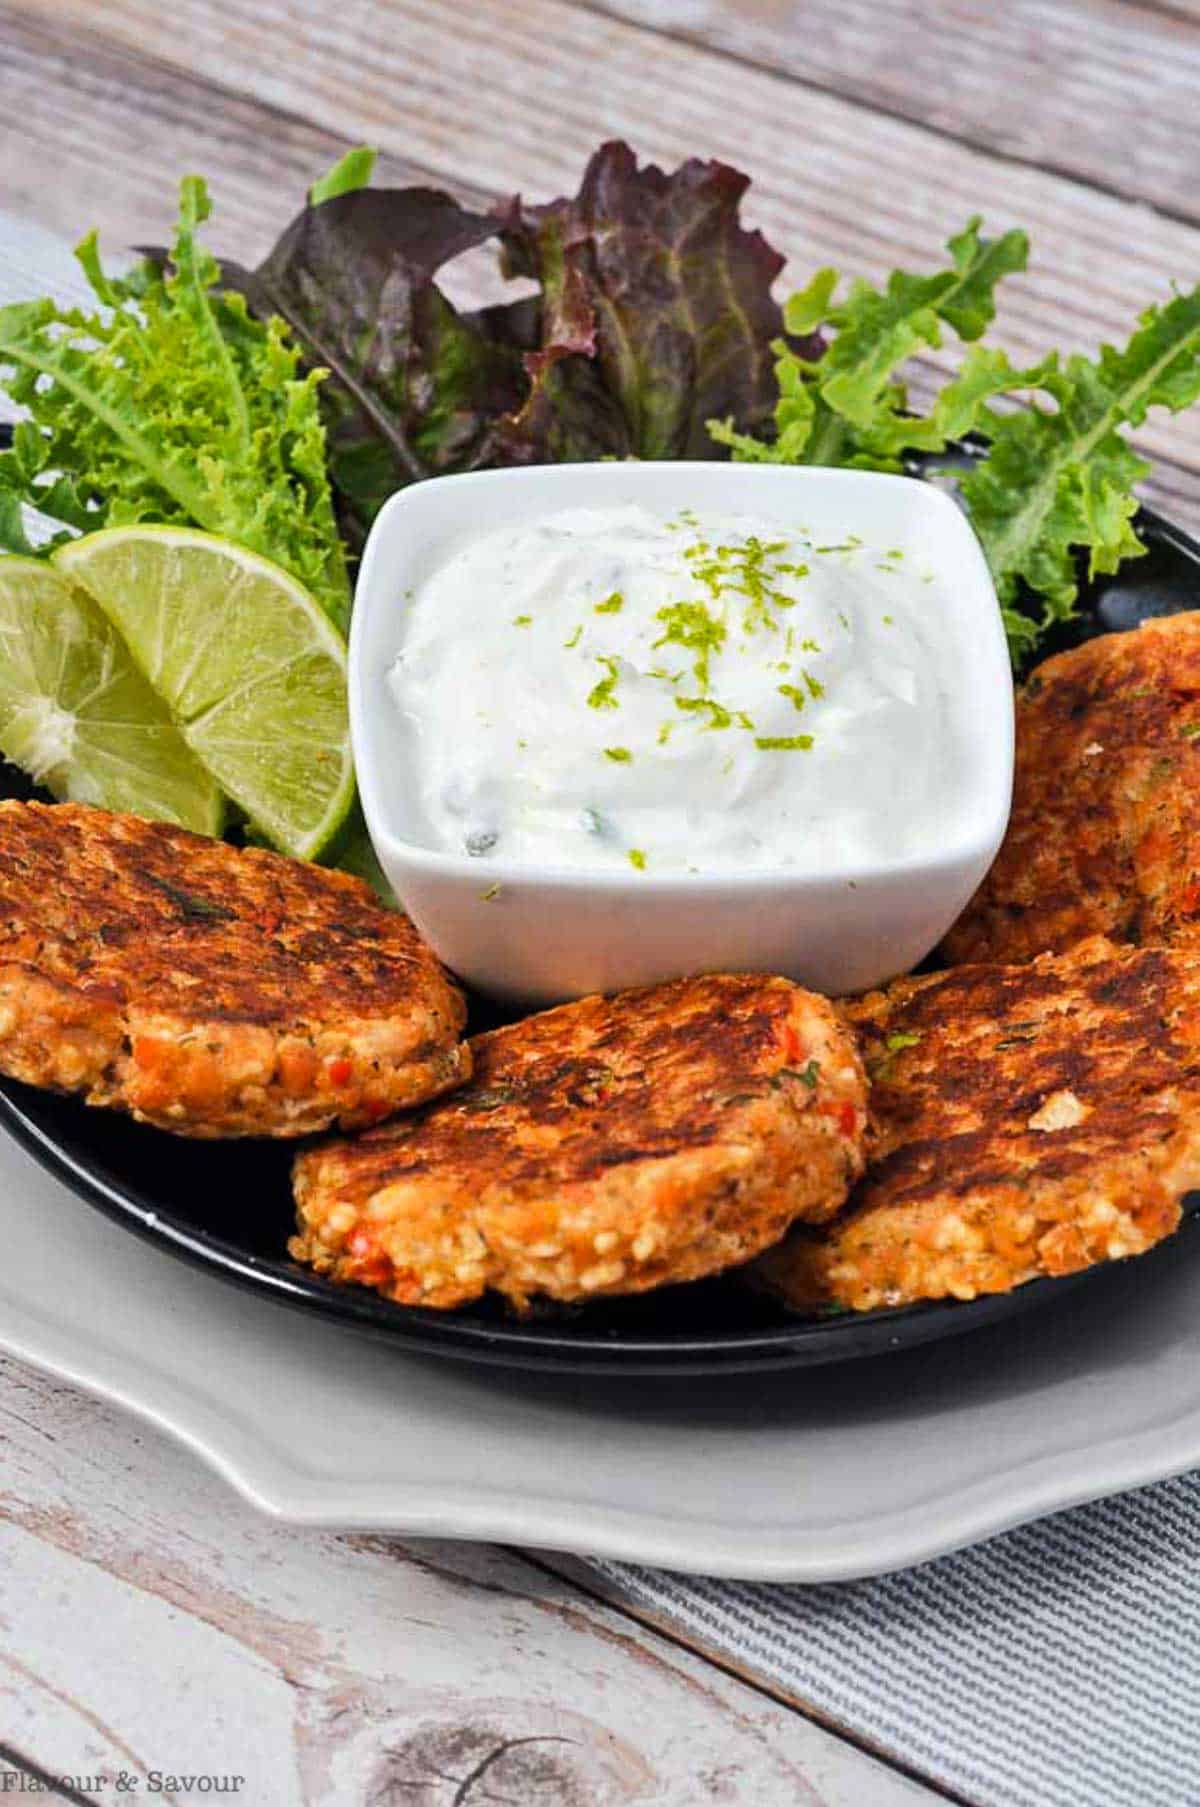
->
<box><xmin>0</xmin><ymin>177</ymin><xmax>350</xmax><ymax>626</ymax></box>
<box><xmin>961</xmin><ymin>293</ymin><xmax>1200</xmax><ymax>652</ymax></box>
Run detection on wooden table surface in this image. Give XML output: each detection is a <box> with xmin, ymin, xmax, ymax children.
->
<box><xmin>2</xmin><ymin>3</ymin><xmax>1199</xmax><ymax>1801</ymax></box>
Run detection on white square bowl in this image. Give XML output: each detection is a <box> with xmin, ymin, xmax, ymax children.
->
<box><xmin>350</xmin><ymin>462</ymin><xmax>1013</xmax><ymax>1005</ymax></box>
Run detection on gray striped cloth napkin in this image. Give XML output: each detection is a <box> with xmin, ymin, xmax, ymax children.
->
<box><xmin>589</xmin><ymin>1473</ymin><xmax>1200</xmax><ymax>1807</ymax></box>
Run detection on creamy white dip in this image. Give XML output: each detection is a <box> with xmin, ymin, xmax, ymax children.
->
<box><xmin>387</xmin><ymin>503</ymin><xmax>973</xmax><ymax>875</ymax></box>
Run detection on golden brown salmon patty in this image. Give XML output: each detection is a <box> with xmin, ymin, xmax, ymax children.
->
<box><xmin>291</xmin><ymin>973</ymin><xmax>868</xmax><ymax>1310</ymax></box>
<box><xmin>945</xmin><ymin>613</ymin><xmax>1200</xmax><ymax>965</ymax></box>
<box><xmin>0</xmin><ymin>801</ymin><xmax>469</xmax><ymax>1137</ymax></box>
<box><xmin>756</xmin><ymin>938</ymin><xmax>1200</xmax><ymax>1313</ymax></box>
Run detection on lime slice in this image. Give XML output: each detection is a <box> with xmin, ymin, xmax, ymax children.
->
<box><xmin>56</xmin><ymin>527</ymin><xmax>354</xmax><ymax>860</ymax></box>
<box><xmin>0</xmin><ymin>556</ymin><xmax>223</xmax><ymax>833</ymax></box>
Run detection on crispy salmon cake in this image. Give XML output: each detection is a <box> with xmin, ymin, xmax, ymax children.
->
<box><xmin>945</xmin><ymin>613</ymin><xmax>1200</xmax><ymax>965</ymax></box>
<box><xmin>756</xmin><ymin>937</ymin><xmax>1200</xmax><ymax>1313</ymax></box>
<box><xmin>291</xmin><ymin>972</ymin><xmax>868</xmax><ymax>1310</ymax></box>
<box><xmin>0</xmin><ymin>801</ymin><xmax>469</xmax><ymax>1137</ymax></box>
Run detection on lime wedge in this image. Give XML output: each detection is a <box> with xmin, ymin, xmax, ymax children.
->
<box><xmin>0</xmin><ymin>556</ymin><xmax>224</xmax><ymax>833</ymax></box>
<box><xmin>56</xmin><ymin>527</ymin><xmax>354</xmax><ymax>860</ymax></box>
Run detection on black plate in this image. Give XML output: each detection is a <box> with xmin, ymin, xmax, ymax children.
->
<box><xmin>4</xmin><ymin>427</ymin><xmax>1199</xmax><ymax>1372</ymax></box>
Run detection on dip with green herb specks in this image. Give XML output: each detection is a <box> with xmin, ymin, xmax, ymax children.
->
<box><xmin>387</xmin><ymin>503</ymin><xmax>971</xmax><ymax>874</ymax></box>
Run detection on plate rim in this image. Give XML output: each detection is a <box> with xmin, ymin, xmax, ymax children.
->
<box><xmin>4</xmin><ymin>1205</ymin><xmax>1200</xmax><ymax>1582</ymax></box>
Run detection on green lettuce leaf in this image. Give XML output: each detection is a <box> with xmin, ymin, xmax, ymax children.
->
<box><xmin>708</xmin><ymin>207</ymin><xmax>1200</xmax><ymax>660</ymax></box>
<box><xmin>961</xmin><ymin>290</ymin><xmax>1200</xmax><ymax>649</ymax></box>
<box><xmin>309</xmin><ymin>145</ymin><xmax>377</xmax><ymax>207</ymax></box>
<box><xmin>0</xmin><ymin>177</ymin><xmax>351</xmax><ymax>625</ymax></box>
<box><xmin>716</xmin><ymin>249</ymin><xmax>1200</xmax><ymax>658</ymax></box>
<box><xmin>711</xmin><ymin>216</ymin><xmax>1027</xmax><ymax>470</ymax></box>
<box><xmin>813</xmin><ymin>216</ymin><xmax>1028</xmax><ymax>428</ymax></box>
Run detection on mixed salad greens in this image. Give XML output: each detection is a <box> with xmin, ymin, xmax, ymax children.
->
<box><xmin>1</xmin><ymin>138</ymin><xmax>1199</xmax><ymax>871</ymax></box>
<box><xmin>0</xmin><ymin>177</ymin><xmax>351</xmax><ymax>627</ymax></box>
<box><xmin>713</xmin><ymin>239</ymin><xmax>1200</xmax><ymax>653</ymax></box>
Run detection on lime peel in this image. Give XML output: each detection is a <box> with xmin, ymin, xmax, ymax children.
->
<box><xmin>54</xmin><ymin>525</ymin><xmax>354</xmax><ymax>860</ymax></box>
<box><xmin>0</xmin><ymin>556</ymin><xmax>224</xmax><ymax>833</ymax></box>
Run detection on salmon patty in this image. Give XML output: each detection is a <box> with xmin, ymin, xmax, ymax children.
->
<box><xmin>755</xmin><ymin>937</ymin><xmax>1199</xmax><ymax>1313</ymax></box>
<box><xmin>291</xmin><ymin>972</ymin><xmax>867</xmax><ymax>1310</ymax></box>
<box><xmin>945</xmin><ymin>613</ymin><xmax>1200</xmax><ymax>965</ymax></box>
<box><xmin>0</xmin><ymin>801</ymin><xmax>468</xmax><ymax>1137</ymax></box>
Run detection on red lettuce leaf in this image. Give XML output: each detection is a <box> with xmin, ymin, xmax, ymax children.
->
<box><xmin>218</xmin><ymin>142</ymin><xmax>796</xmax><ymax>536</ymax></box>
<box><xmin>499</xmin><ymin>141</ymin><xmax>809</xmax><ymax>461</ymax></box>
<box><xmin>219</xmin><ymin>188</ymin><xmax>527</xmax><ymax>544</ymax></box>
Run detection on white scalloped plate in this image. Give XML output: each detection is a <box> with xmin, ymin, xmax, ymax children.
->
<box><xmin>5</xmin><ymin>1127</ymin><xmax>1200</xmax><ymax>1582</ymax></box>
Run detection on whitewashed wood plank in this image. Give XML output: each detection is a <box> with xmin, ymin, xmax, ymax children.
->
<box><xmin>0</xmin><ymin>1357</ymin><xmax>940</xmax><ymax>1805</ymax></box>
<box><xmin>0</xmin><ymin>3</ymin><xmax>487</xmax><ymax>269</ymax></box>
<box><xmin>588</xmin><ymin>0</ymin><xmax>1200</xmax><ymax>223</ymax></box>
<box><xmin>0</xmin><ymin>210</ymin><xmax>95</xmax><ymax>315</ymax></box>
<box><xmin>28</xmin><ymin>0</ymin><xmax>1200</xmax><ymax>497</ymax></box>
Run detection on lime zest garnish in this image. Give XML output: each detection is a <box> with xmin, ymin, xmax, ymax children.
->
<box><xmin>676</xmin><ymin>695</ymin><xmax>753</xmax><ymax>732</ymax></box>
<box><xmin>653</xmin><ymin>599</ymin><xmax>726</xmax><ymax>692</ymax></box>
<box><xmin>587</xmin><ymin>656</ymin><xmax>620</xmax><ymax>710</ymax></box>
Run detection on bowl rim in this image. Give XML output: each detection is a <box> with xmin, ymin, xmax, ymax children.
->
<box><xmin>349</xmin><ymin>460</ymin><xmax>1015</xmax><ymax>892</ymax></box>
